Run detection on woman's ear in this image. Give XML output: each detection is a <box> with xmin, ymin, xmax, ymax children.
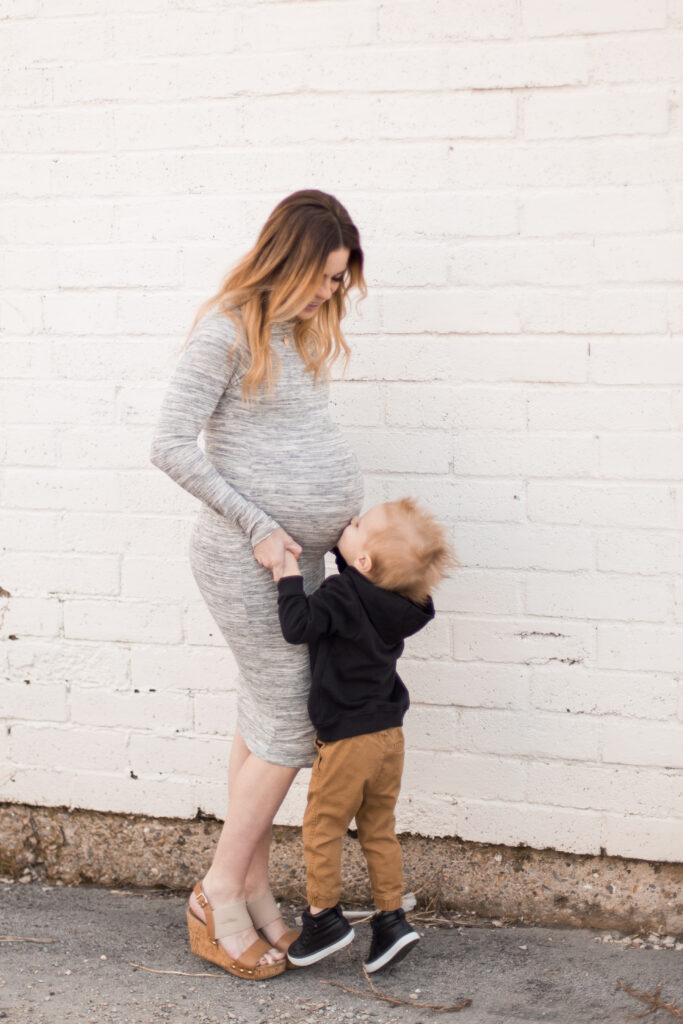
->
<box><xmin>354</xmin><ymin>552</ymin><xmax>373</xmax><ymax>574</ymax></box>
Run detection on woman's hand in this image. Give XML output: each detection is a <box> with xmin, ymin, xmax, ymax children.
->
<box><xmin>253</xmin><ymin>528</ymin><xmax>302</xmax><ymax>579</ymax></box>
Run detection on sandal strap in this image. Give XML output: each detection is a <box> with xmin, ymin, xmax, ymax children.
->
<box><xmin>237</xmin><ymin>936</ymin><xmax>276</xmax><ymax>970</ymax></box>
<box><xmin>246</xmin><ymin>890</ymin><xmax>281</xmax><ymax>931</ymax></box>
<box><xmin>193</xmin><ymin>883</ymin><xmax>252</xmax><ymax>943</ymax></box>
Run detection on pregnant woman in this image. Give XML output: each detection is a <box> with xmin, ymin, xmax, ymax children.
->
<box><xmin>151</xmin><ymin>191</ymin><xmax>365</xmax><ymax>980</ymax></box>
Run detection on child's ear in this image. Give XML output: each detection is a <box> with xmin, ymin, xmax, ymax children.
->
<box><xmin>354</xmin><ymin>552</ymin><xmax>373</xmax><ymax>574</ymax></box>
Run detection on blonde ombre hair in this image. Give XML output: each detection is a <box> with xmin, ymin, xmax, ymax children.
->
<box><xmin>191</xmin><ymin>190</ymin><xmax>366</xmax><ymax>398</ymax></box>
<box><xmin>367</xmin><ymin>498</ymin><xmax>455</xmax><ymax>604</ymax></box>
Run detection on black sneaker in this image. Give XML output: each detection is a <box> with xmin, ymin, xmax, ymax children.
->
<box><xmin>287</xmin><ymin>905</ymin><xmax>354</xmax><ymax>967</ymax></box>
<box><xmin>364</xmin><ymin>908</ymin><xmax>420</xmax><ymax>974</ymax></box>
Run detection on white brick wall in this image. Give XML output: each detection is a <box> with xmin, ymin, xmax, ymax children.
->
<box><xmin>1</xmin><ymin>1</ymin><xmax>682</xmax><ymax>864</ymax></box>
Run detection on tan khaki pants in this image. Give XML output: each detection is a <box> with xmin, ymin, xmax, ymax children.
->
<box><xmin>302</xmin><ymin>727</ymin><xmax>405</xmax><ymax>912</ymax></box>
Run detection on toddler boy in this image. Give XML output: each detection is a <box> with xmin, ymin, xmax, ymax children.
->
<box><xmin>273</xmin><ymin>498</ymin><xmax>453</xmax><ymax>972</ymax></box>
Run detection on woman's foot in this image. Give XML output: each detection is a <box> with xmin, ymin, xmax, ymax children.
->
<box><xmin>189</xmin><ymin>880</ymin><xmax>284</xmax><ymax>966</ymax></box>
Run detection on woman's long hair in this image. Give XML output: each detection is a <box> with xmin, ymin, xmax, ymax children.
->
<box><xmin>191</xmin><ymin>190</ymin><xmax>366</xmax><ymax>398</ymax></box>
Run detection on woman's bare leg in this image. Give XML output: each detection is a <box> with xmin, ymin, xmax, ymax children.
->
<box><xmin>189</xmin><ymin>729</ymin><xmax>298</xmax><ymax>964</ymax></box>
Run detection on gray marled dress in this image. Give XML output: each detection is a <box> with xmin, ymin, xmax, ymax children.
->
<box><xmin>151</xmin><ymin>312</ymin><xmax>363</xmax><ymax>767</ymax></box>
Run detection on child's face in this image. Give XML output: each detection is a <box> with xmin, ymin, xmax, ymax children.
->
<box><xmin>337</xmin><ymin>504</ymin><xmax>389</xmax><ymax>570</ymax></box>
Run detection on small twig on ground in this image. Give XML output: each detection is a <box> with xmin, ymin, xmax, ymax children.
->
<box><xmin>320</xmin><ymin>967</ymin><xmax>471</xmax><ymax>1013</ymax></box>
<box><xmin>0</xmin><ymin>935</ymin><xmax>54</xmax><ymax>944</ymax></box>
<box><xmin>617</xmin><ymin>980</ymin><xmax>683</xmax><ymax>1021</ymax></box>
<box><xmin>129</xmin><ymin>962</ymin><xmax>225</xmax><ymax>979</ymax></box>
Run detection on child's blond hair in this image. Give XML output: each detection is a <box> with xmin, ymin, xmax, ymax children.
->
<box><xmin>365</xmin><ymin>497</ymin><xmax>455</xmax><ymax>604</ymax></box>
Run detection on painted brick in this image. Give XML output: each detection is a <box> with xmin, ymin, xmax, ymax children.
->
<box><xmin>603</xmin><ymin>719</ymin><xmax>683</xmax><ymax>768</ymax></box>
<box><xmin>453</xmin><ymin>523</ymin><xmax>594</xmax><ymax>571</ymax></box>
<box><xmin>531</xmin><ymin>664</ymin><xmax>678</xmax><ymax>719</ymax></box>
<box><xmin>347</xmin><ymin>336</ymin><xmax>587</xmax><ymax>384</ymax></box>
<box><xmin>521</xmin><ymin>186</ymin><xmax>672</xmax><ymax>236</ymax></box>
<box><xmin>436</xmin><ymin>570</ymin><xmax>523</xmax><ymax>616</ymax></box>
<box><xmin>454</xmin><ymin>616</ymin><xmax>596</xmax><ymax>667</ymax></box>
<box><xmin>3</xmin><ymin>682</ymin><xmax>68</xmax><ymax>722</ymax></box>
<box><xmin>405</xmin><ymin>660</ymin><xmax>530</xmax><ymax>710</ymax></box>
<box><xmin>459</xmin><ymin>708</ymin><xmax>601</xmax><ymax>761</ymax></box>
<box><xmin>4</xmin><ymin>426</ymin><xmax>57</xmax><ymax>467</ymax></box>
<box><xmin>403</xmin><ymin>751</ymin><xmax>526</xmax><ymax>802</ymax></box>
<box><xmin>379</xmin><ymin>0</ymin><xmax>516</xmax><ymax>42</ymax></box>
<box><xmin>0</xmin><ymin>512</ymin><xmax>60</xmax><ymax>553</ymax></box>
<box><xmin>521</xmin><ymin>287</ymin><xmax>668</xmax><ymax>334</ymax></box>
<box><xmin>590</xmin><ymin>339</ymin><xmax>683</xmax><ymax>384</ymax></box>
<box><xmin>451</xmin><ymin>241</ymin><xmax>595</xmax><ymax>287</ymax></box>
<box><xmin>403</xmin><ymin>705</ymin><xmax>459</xmax><ymax>751</ymax></box>
<box><xmin>528</xmin><ymin>387</ymin><xmax>673</xmax><ymax>431</ymax></box>
<box><xmin>71</xmin><ymin>685</ymin><xmax>192</xmax><ymax>732</ymax></box>
<box><xmin>193</xmin><ymin>692</ymin><xmax>238</xmax><ymax>735</ymax></box>
<box><xmin>4</xmin><ymin>469</ymin><xmax>122</xmax><ymax>512</ymax></box>
<box><xmin>128</xmin><ymin>734</ymin><xmax>229</xmax><ymax>782</ymax></box>
<box><xmin>452</xmin><ymin>434</ymin><xmax>597</xmax><ymax>478</ymax></box>
<box><xmin>528</xmin><ymin>482</ymin><xmax>674</xmax><ymax>528</ymax></box>
<box><xmin>328</xmin><ymin>382</ymin><xmax>383</xmax><ymax>428</ymax></box>
<box><xmin>0</xmin><ymin>597</ymin><xmax>62</xmax><ymax>640</ymax></box>
<box><xmin>597</xmin><ymin>529</ymin><xmax>683</xmax><ymax>575</ymax></box>
<box><xmin>345</xmin><ymin>428</ymin><xmax>450</xmax><ymax>475</ymax></box>
<box><xmin>383</xmin><ymin>289</ymin><xmax>520</xmax><ymax>334</ymax></box>
<box><xmin>448</xmin><ymin>39</ymin><xmax>589</xmax><ymax>88</ymax></box>
<box><xmin>1</xmin><ymin>553</ymin><xmax>120</xmax><ymax>597</ymax></box>
<box><xmin>121</xmin><ymin>557</ymin><xmax>196</xmax><ymax>601</ymax></box>
<box><xmin>131</xmin><ymin>644</ymin><xmax>237</xmax><ymax>693</ymax></box>
<box><xmin>362</xmin><ymin>242</ymin><xmax>447</xmax><ymax>288</ymax></box>
<box><xmin>602</xmin><ymin>813</ymin><xmax>683</xmax><ymax>862</ymax></box>
<box><xmin>522</xmin><ymin>0</ymin><xmax>667</xmax><ymax>36</ymax></box>
<box><xmin>239</xmin><ymin>2</ymin><xmax>375</xmax><ymax>50</ymax></box>
<box><xmin>184</xmin><ymin>600</ymin><xmax>225</xmax><ymax>648</ymax></box>
<box><xmin>386</xmin><ymin>384</ymin><xmax>526</xmax><ymax>431</ymax></box>
<box><xmin>10</xmin><ymin>724</ymin><xmax>128</xmax><ymax>773</ymax></box>
<box><xmin>598</xmin><ymin>623</ymin><xmax>683</xmax><ymax>674</ymax></box>
<box><xmin>112</xmin><ymin>10</ymin><xmax>237</xmax><ymax>58</ymax></box>
<box><xmin>526</xmin><ymin>571</ymin><xmax>670</xmax><ymax>623</ymax></box>
<box><xmin>600</xmin><ymin>434</ymin><xmax>683</xmax><ymax>480</ymax></box>
<box><xmin>58</xmin><ymin>246</ymin><xmax>181</xmax><ymax>289</ymax></box>
<box><xmin>7</xmin><ymin>639</ymin><xmax>130</xmax><ymax>688</ymax></box>
<box><xmin>379</xmin><ymin>476</ymin><xmax>527</xmax><ymax>525</ymax></box>
<box><xmin>595</xmin><ymin>235</ymin><xmax>683</xmax><ymax>283</ymax></box>
<box><xmin>403</xmin><ymin>616</ymin><xmax>452</xmax><ymax>660</ymax></box>
<box><xmin>590</xmin><ymin>32</ymin><xmax>683</xmax><ymax>82</ymax></box>
<box><xmin>457</xmin><ymin>800</ymin><xmax>602</xmax><ymax>855</ymax></box>
<box><xmin>64</xmin><ymin>599</ymin><xmax>183</xmax><ymax>644</ymax></box>
<box><xmin>527</xmin><ymin>762</ymin><xmax>679</xmax><ymax>818</ymax></box>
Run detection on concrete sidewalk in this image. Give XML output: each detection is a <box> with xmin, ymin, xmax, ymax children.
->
<box><xmin>1</xmin><ymin>881</ymin><xmax>681</xmax><ymax>1024</ymax></box>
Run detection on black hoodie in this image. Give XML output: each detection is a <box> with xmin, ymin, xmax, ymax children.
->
<box><xmin>277</xmin><ymin>550</ymin><xmax>435</xmax><ymax>742</ymax></box>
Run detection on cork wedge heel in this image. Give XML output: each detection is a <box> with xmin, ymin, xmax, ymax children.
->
<box><xmin>247</xmin><ymin>890</ymin><xmax>300</xmax><ymax>967</ymax></box>
<box><xmin>187</xmin><ymin>883</ymin><xmax>286</xmax><ymax>981</ymax></box>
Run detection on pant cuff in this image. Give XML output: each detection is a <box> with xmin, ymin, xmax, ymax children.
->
<box><xmin>307</xmin><ymin>890</ymin><xmax>341</xmax><ymax>909</ymax></box>
<box><xmin>373</xmin><ymin>895</ymin><xmax>403</xmax><ymax>912</ymax></box>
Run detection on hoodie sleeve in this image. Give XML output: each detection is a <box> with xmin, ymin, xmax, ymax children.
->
<box><xmin>150</xmin><ymin>315</ymin><xmax>280</xmax><ymax>547</ymax></box>
<box><xmin>277</xmin><ymin>574</ymin><xmax>361</xmax><ymax>645</ymax></box>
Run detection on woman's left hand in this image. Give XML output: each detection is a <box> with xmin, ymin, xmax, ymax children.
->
<box><xmin>253</xmin><ymin>528</ymin><xmax>302</xmax><ymax>578</ymax></box>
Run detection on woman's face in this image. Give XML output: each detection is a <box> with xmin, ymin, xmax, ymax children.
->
<box><xmin>296</xmin><ymin>247</ymin><xmax>350</xmax><ymax>320</ymax></box>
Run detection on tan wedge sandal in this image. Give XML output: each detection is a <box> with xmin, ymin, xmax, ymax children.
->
<box><xmin>187</xmin><ymin>883</ymin><xmax>286</xmax><ymax>980</ymax></box>
<box><xmin>247</xmin><ymin>890</ymin><xmax>300</xmax><ymax>965</ymax></box>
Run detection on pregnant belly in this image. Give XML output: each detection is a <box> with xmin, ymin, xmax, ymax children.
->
<box><xmin>218</xmin><ymin>431</ymin><xmax>364</xmax><ymax>552</ymax></box>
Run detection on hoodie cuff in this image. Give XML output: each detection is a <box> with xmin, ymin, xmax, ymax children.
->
<box><xmin>277</xmin><ymin>575</ymin><xmax>305</xmax><ymax>595</ymax></box>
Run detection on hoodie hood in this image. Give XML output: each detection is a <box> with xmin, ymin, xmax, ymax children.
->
<box><xmin>347</xmin><ymin>567</ymin><xmax>435</xmax><ymax>645</ymax></box>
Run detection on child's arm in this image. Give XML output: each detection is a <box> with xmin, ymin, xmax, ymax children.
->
<box><xmin>277</xmin><ymin>574</ymin><xmax>359</xmax><ymax>645</ymax></box>
<box><xmin>272</xmin><ymin>548</ymin><xmax>301</xmax><ymax>583</ymax></box>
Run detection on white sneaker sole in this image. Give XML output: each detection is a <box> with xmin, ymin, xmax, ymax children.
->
<box><xmin>364</xmin><ymin>930</ymin><xmax>420</xmax><ymax>973</ymax></box>
<box><xmin>287</xmin><ymin>927</ymin><xmax>354</xmax><ymax>967</ymax></box>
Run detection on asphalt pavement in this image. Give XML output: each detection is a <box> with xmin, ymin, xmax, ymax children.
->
<box><xmin>1</xmin><ymin>881</ymin><xmax>682</xmax><ymax>1024</ymax></box>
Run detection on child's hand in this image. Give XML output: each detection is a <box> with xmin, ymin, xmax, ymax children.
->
<box><xmin>272</xmin><ymin>547</ymin><xmax>301</xmax><ymax>583</ymax></box>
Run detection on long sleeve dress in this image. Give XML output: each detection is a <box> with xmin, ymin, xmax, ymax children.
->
<box><xmin>151</xmin><ymin>311</ymin><xmax>363</xmax><ymax>767</ymax></box>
